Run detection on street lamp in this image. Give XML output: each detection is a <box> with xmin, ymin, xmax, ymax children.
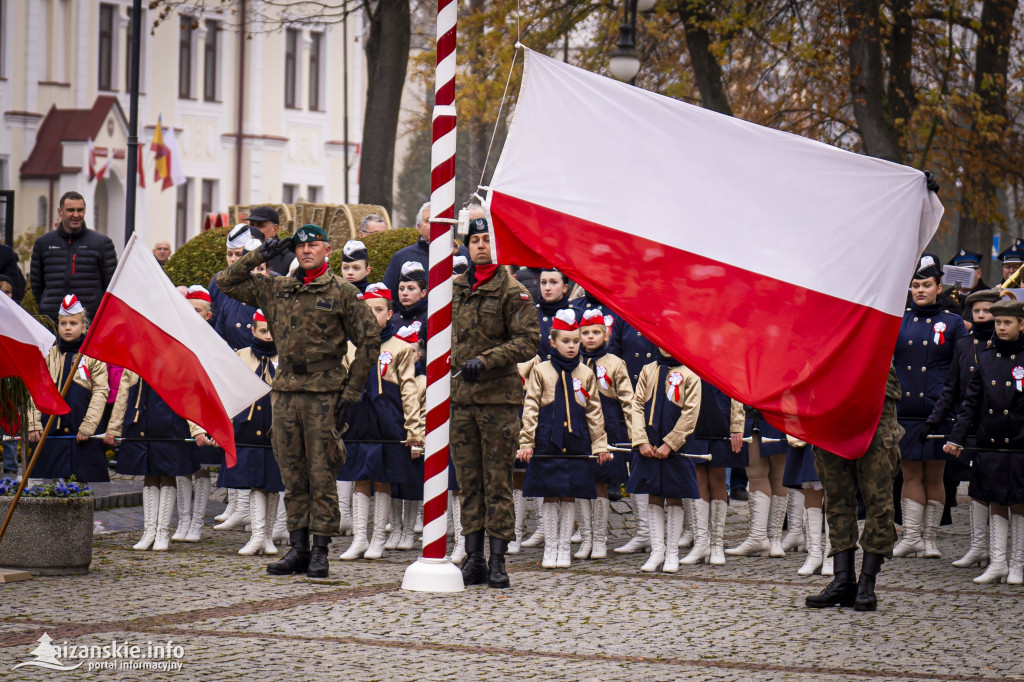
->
<box><xmin>608</xmin><ymin>1</ymin><xmax>640</xmax><ymax>82</ymax></box>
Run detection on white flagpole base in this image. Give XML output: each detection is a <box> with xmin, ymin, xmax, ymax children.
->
<box><xmin>401</xmin><ymin>556</ymin><xmax>465</xmax><ymax>593</ymax></box>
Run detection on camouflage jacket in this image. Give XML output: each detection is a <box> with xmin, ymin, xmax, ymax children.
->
<box><xmin>218</xmin><ymin>248</ymin><xmax>380</xmax><ymax>399</ymax></box>
<box><xmin>451</xmin><ymin>265</ymin><xmax>540</xmax><ymax>406</ymax></box>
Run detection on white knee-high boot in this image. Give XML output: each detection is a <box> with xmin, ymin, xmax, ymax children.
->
<box><xmin>522</xmin><ymin>498</ymin><xmax>547</xmax><ymax>547</ymax></box>
<box><xmin>797</xmin><ymin>506</ymin><xmax>824</xmax><ymax>576</ymax></box>
<box><xmin>679</xmin><ymin>498</ymin><xmax>695</xmax><ymax>548</ymax></box>
<box><xmin>663</xmin><ymin>504</ymin><xmax>683</xmax><ymax>573</ymax></box>
<box><xmin>821</xmin><ymin>516</ymin><xmax>834</xmax><ymax>576</ymax></box>
<box><xmin>385</xmin><ymin>497</ymin><xmax>404</xmax><ymax>550</ymax></box>
<box><xmin>398</xmin><ymin>500</ymin><xmax>418</xmax><ymax>550</ymax></box>
<box><xmin>708</xmin><ymin>499</ymin><xmax>727</xmax><ymax>566</ymax></box>
<box><xmin>953</xmin><ymin>500</ymin><xmax>990</xmax><ymax>568</ymax></box>
<box><xmin>271</xmin><ymin>493</ymin><xmax>288</xmax><ymax>543</ymax></box>
<box><xmin>340</xmin><ymin>492</ymin><xmax>370</xmax><ymax>560</ymax></box>
<box><xmin>449</xmin><ymin>493</ymin><xmax>466</xmax><ymax>562</ymax></box>
<box><xmin>725</xmin><ymin>491</ymin><xmax>771</xmax><ymax>556</ymax></box>
<box><xmin>557</xmin><ymin>501</ymin><xmax>576</xmax><ymax>568</ymax></box>
<box><xmin>641</xmin><ymin>503</ymin><xmax>666</xmax><ymax>572</ymax></box>
<box><xmin>573</xmin><ymin>499</ymin><xmax>593</xmax><ymax>560</ymax></box>
<box><xmin>214</xmin><ymin>487</ymin><xmax>250</xmax><ymax>530</ymax></box>
<box><xmin>615</xmin><ymin>494</ymin><xmax>650</xmax><ymax>553</ymax></box>
<box><xmin>781</xmin><ymin>490</ymin><xmax>806</xmax><ymax>552</ymax></box>
<box><xmin>541</xmin><ymin>502</ymin><xmax>559</xmax><ymax>569</ymax></box>
<box><xmin>171</xmin><ymin>476</ymin><xmax>193</xmax><ymax>542</ymax></box>
<box><xmin>364</xmin><ymin>491</ymin><xmax>391</xmax><ymax>559</ymax></box>
<box><xmin>591</xmin><ymin>497</ymin><xmax>610</xmax><ymax>559</ymax></box>
<box><xmin>975</xmin><ymin>514</ymin><xmax>1009</xmax><ymax>584</ymax></box>
<box><xmin>508</xmin><ymin>489</ymin><xmax>525</xmax><ymax>554</ymax></box>
<box><xmin>152</xmin><ymin>485</ymin><xmax>175</xmax><ymax>551</ymax></box>
<box><xmin>893</xmin><ymin>499</ymin><xmax>925</xmax><ymax>557</ymax></box>
<box><xmin>1007</xmin><ymin>514</ymin><xmax>1024</xmax><ymax>585</ymax></box>
<box><xmin>214</xmin><ymin>488</ymin><xmax>235</xmax><ymax>523</ymax></box>
<box><xmin>768</xmin><ymin>494</ymin><xmax>788</xmax><ymax>557</ymax></box>
<box><xmin>133</xmin><ymin>486</ymin><xmax>159</xmax><ymax>550</ymax></box>
<box><xmin>263</xmin><ymin>492</ymin><xmax>279</xmax><ymax>555</ymax></box>
<box><xmin>337</xmin><ymin>481</ymin><xmax>354</xmax><ymax>536</ymax></box>
<box><xmin>681</xmin><ymin>498</ymin><xmax>710</xmax><ymax>565</ymax></box>
<box><xmin>185</xmin><ymin>476</ymin><xmax>211</xmax><ymax>542</ymax></box>
<box><xmin>923</xmin><ymin>499</ymin><xmax>943</xmax><ymax>559</ymax></box>
<box><xmin>238</xmin><ymin>490</ymin><xmax>269</xmax><ymax>556</ymax></box>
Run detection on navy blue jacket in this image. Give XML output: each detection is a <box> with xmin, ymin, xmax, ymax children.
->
<box><xmin>893</xmin><ymin>303</ymin><xmax>968</xmax><ymax>420</ymax></box>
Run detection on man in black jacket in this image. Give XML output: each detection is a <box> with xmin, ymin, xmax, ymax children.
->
<box><xmin>30</xmin><ymin>191</ymin><xmax>117</xmax><ymax>320</ymax></box>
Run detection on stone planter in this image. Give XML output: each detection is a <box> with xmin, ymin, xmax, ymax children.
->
<box><xmin>0</xmin><ymin>497</ymin><xmax>93</xmax><ymax>575</ymax></box>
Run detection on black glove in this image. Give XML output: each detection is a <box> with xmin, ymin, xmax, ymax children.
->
<box><xmin>460</xmin><ymin>358</ymin><xmax>485</xmax><ymax>382</ymax></box>
<box><xmin>924</xmin><ymin>170</ymin><xmax>939</xmax><ymax>194</ymax></box>
<box><xmin>334</xmin><ymin>397</ymin><xmax>355</xmax><ymax>435</ymax></box>
<box><xmin>917</xmin><ymin>421</ymin><xmax>936</xmax><ymax>445</ymax></box>
<box><xmin>261</xmin><ymin>236</ymin><xmax>295</xmax><ymax>260</ymax></box>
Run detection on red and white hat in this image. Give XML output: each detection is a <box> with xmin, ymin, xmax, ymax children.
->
<box><xmin>552</xmin><ymin>309</ymin><xmax>578</xmax><ymax>331</ymax></box>
<box><xmin>253</xmin><ymin>309</ymin><xmax>266</xmax><ymax>324</ymax></box>
<box><xmin>59</xmin><ymin>294</ymin><xmax>85</xmax><ymax>317</ymax></box>
<box><xmin>579</xmin><ymin>309</ymin><xmax>607</xmax><ymax>328</ymax></box>
<box><xmin>396</xmin><ymin>324</ymin><xmax>420</xmax><ymax>344</ymax></box>
<box><xmin>186</xmin><ymin>285</ymin><xmax>212</xmax><ymax>303</ymax></box>
<box><xmin>363</xmin><ymin>283</ymin><xmax>392</xmax><ymax>300</ymax></box>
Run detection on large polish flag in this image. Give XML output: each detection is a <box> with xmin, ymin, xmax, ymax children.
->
<box><xmin>0</xmin><ymin>294</ymin><xmax>70</xmax><ymax>417</ymax></box>
<box><xmin>487</xmin><ymin>50</ymin><xmax>943</xmax><ymax>458</ymax></box>
<box><xmin>80</xmin><ymin>234</ymin><xmax>270</xmax><ymax>464</ymax></box>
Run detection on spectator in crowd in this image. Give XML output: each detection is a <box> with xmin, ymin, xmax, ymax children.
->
<box><xmin>246</xmin><ymin>206</ymin><xmax>294</xmax><ymax>275</ymax></box>
<box><xmin>30</xmin><ymin>191</ymin><xmax>117</xmax><ymax>320</ymax></box>
<box><xmin>153</xmin><ymin>241</ymin><xmax>173</xmax><ymax>268</ymax></box>
<box><xmin>382</xmin><ymin>202</ymin><xmax>469</xmax><ymax>299</ymax></box>
<box><xmin>0</xmin><ymin>242</ymin><xmax>26</xmax><ymax>302</ymax></box>
<box><xmin>358</xmin><ymin>214</ymin><xmax>389</xmax><ymax>237</ymax></box>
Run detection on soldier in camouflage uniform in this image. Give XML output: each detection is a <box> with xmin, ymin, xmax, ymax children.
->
<box><xmin>451</xmin><ymin>218</ymin><xmax>540</xmax><ymax>588</ymax></box>
<box><xmin>218</xmin><ymin>224</ymin><xmax>380</xmax><ymax>578</ymax></box>
<box><xmin>807</xmin><ymin>363</ymin><xmax>903</xmax><ymax>611</ymax></box>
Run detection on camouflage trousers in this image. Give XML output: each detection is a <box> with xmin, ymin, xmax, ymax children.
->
<box><xmin>271</xmin><ymin>391</ymin><xmax>346</xmax><ymax>537</ymax></box>
<box><xmin>814</xmin><ymin>425</ymin><xmax>901</xmax><ymax>558</ymax></box>
<box><xmin>450</xmin><ymin>404</ymin><xmax>520</xmax><ymax>540</ymax></box>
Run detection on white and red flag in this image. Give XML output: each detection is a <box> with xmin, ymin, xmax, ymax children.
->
<box><xmin>80</xmin><ymin>234</ymin><xmax>270</xmax><ymax>464</ymax></box>
<box><xmin>0</xmin><ymin>294</ymin><xmax>70</xmax><ymax>419</ymax></box>
<box><xmin>487</xmin><ymin>50</ymin><xmax>943</xmax><ymax>458</ymax></box>
<box><xmin>87</xmin><ymin>138</ymin><xmax>110</xmax><ymax>182</ymax></box>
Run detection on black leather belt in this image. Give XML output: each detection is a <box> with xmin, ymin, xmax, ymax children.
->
<box><xmin>286</xmin><ymin>358</ymin><xmax>341</xmax><ymax>375</ymax></box>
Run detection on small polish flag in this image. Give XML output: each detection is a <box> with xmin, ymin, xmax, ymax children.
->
<box><xmin>80</xmin><ymin>234</ymin><xmax>271</xmax><ymax>464</ymax></box>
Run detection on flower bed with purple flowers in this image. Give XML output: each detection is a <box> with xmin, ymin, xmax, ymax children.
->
<box><xmin>0</xmin><ymin>476</ymin><xmax>92</xmax><ymax>498</ymax></box>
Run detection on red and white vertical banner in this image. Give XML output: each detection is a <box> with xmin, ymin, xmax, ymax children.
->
<box><xmin>421</xmin><ymin>0</ymin><xmax>458</xmax><ymax>562</ymax></box>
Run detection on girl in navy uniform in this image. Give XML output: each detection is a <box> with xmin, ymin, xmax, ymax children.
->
<box><xmin>335</xmin><ymin>239</ymin><xmax>372</xmax><ymax>534</ymax></box>
<box><xmin>577</xmin><ymin>308</ymin><xmax>635</xmax><ymax>559</ymax></box>
<box><xmin>26</xmin><ymin>294</ymin><xmax>109</xmax><ymax>483</ymax></box>
<box><xmin>518</xmin><ymin>309</ymin><xmax>610</xmax><ymax>569</ymax></box>
<box><xmin>680</xmin><ymin>383</ymin><xmax>744</xmax><ymax>567</ymax></box>
<box><xmin>229</xmin><ymin>310</ymin><xmax>285</xmax><ymax>556</ymax></box>
<box><xmin>535</xmin><ymin>269</ymin><xmax>572</xmax><ymax>362</ymax></box>
<box><xmin>893</xmin><ymin>255</ymin><xmax>967</xmax><ymax>559</ymax></box>
<box><xmin>210</xmin><ymin>225</ymin><xmax>261</xmax><ymax>350</ymax></box>
<box><xmin>338</xmin><ymin>284</ymin><xmax>423</xmax><ymax>561</ymax></box>
<box><xmin>105</xmin><ymin>373</ymin><xmax>208</xmax><ymax>551</ymax></box>
<box><xmin>396</xmin><ymin>261</ymin><xmax>429</xmax><ymax>332</ymax></box>
<box><xmin>946</xmin><ymin>298</ymin><xmax>1024</xmax><ymax>584</ymax></box>
<box><xmin>627</xmin><ymin>348</ymin><xmax>701</xmax><ymax>573</ymax></box>
<box><xmin>727</xmin><ymin>408</ymin><xmax>792</xmax><ymax>559</ymax></box>
<box><xmin>923</xmin><ymin>288</ymin><xmax>998</xmax><ymax>569</ymax></box>
<box><xmin>340</xmin><ymin>239</ymin><xmax>372</xmax><ymax>294</ymax></box>
<box><xmin>783</xmin><ymin>435</ymin><xmax>828</xmax><ymax>576</ymax></box>
<box><xmin>386</xmin><ymin>323</ymin><xmax>427</xmax><ymax>554</ymax></box>
<box><xmin>175</xmin><ymin>286</ymin><xmax>218</xmax><ymax>542</ymax></box>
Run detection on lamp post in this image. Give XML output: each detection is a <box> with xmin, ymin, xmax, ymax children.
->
<box><xmin>608</xmin><ymin>0</ymin><xmax>656</xmax><ymax>83</ymax></box>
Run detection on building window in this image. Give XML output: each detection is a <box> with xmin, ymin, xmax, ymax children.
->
<box><xmin>309</xmin><ymin>32</ymin><xmax>323</xmax><ymax>111</ymax></box>
<box><xmin>284</xmin><ymin>29</ymin><xmax>298</xmax><ymax>109</ymax></box>
<box><xmin>37</xmin><ymin>196</ymin><xmax>48</xmax><ymax>228</ymax></box>
<box><xmin>307</xmin><ymin>185</ymin><xmax>321</xmax><ymax>204</ymax></box>
<box><xmin>282</xmin><ymin>184</ymin><xmax>298</xmax><ymax>205</ymax></box>
<box><xmin>98</xmin><ymin>4</ymin><xmax>115</xmax><ymax>90</ymax></box>
<box><xmin>125</xmin><ymin>7</ymin><xmax>145</xmax><ymax>93</ymax></box>
<box><xmin>203</xmin><ymin>20</ymin><xmax>219</xmax><ymax>101</ymax></box>
<box><xmin>201</xmin><ymin>179</ymin><xmax>216</xmax><ymax>217</ymax></box>
<box><xmin>175</xmin><ymin>180</ymin><xmax>191</xmax><ymax>247</ymax></box>
<box><xmin>178</xmin><ymin>17</ymin><xmax>193</xmax><ymax>99</ymax></box>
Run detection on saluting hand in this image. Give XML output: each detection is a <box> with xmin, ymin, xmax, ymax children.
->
<box><xmin>260</xmin><ymin>237</ymin><xmax>295</xmax><ymax>260</ymax></box>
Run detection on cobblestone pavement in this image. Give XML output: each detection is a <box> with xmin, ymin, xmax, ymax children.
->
<box><xmin>1</xmin><ymin>486</ymin><xmax>1022</xmax><ymax>681</ymax></box>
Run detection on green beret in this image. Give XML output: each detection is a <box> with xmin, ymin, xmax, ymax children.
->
<box><xmin>964</xmin><ymin>289</ymin><xmax>1002</xmax><ymax>309</ymax></box>
<box><xmin>293</xmin><ymin>223</ymin><xmax>328</xmax><ymax>245</ymax></box>
<box><xmin>989</xmin><ymin>298</ymin><xmax>1024</xmax><ymax>319</ymax></box>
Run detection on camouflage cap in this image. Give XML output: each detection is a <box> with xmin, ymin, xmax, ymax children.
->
<box><xmin>990</xmin><ymin>298</ymin><xmax>1024</xmax><ymax>319</ymax></box>
<box><xmin>294</xmin><ymin>223</ymin><xmax>328</xmax><ymax>245</ymax></box>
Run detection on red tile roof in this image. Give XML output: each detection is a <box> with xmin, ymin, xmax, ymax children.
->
<box><xmin>20</xmin><ymin>96</ymin><xmax>125</xmax><ymax>179</ymax></box>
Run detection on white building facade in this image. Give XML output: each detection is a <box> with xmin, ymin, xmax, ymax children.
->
<box><xmin>0</xmin><ymin>0</ymin><xmax>367</xmax><ymax>253</ymax></box>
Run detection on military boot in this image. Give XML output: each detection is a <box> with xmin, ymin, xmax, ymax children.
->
<box><xmin>805</xmin><ymin>548</ymin><xmax>857</xmax><ymax>608</ymax></box>
<box><xmin>266</xmin><ymin>529</ymin><xmax>310</xmax><ymax>575</ymax></box>
<box><xmin>488</xmin><ymin>536</ymin><xmax>511</xmax><ymax>589</ymax></box>
<box><xmin>854</xmin><ymin>552</ymin><xmax>884</xmax><ymax>611</ymax></box>
<box><xmin>460</xmin><ymin>530</ymin><xmax>488</xmax><ymax>586</ymax></box>
<box><xmin>307</xmin><ymin>534</ymin><xmax>331</xmax><ymax>578</ymax></box>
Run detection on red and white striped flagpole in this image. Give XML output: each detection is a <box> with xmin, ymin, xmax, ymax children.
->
<box><xmin>402</xmin><ymin>0</ymin><xmax>464</xmax><ymax>593</ymax></box>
